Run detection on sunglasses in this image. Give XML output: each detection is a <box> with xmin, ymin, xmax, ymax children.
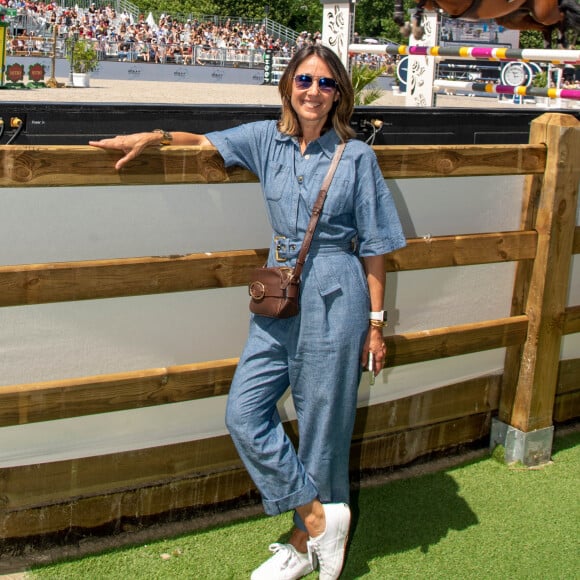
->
<box><xmin>293</xmin><ymin>74</ymin><xmax>338</xmax><ymax>93</ymax></box>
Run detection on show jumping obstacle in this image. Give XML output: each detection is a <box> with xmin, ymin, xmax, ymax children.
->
<box><xmin>349</xmin><ymin>43</ymin><xmax>580</xmax><ymax>64</ymax></box>
<box><xmin>348</xmin><ymin>33</ymin><xmax>580</xmax><ymax>105</ymax></box>
<box><xmin>434</xmin><ymin>79</ymin><xmax>580</xmax><ymax>100</ymax></box>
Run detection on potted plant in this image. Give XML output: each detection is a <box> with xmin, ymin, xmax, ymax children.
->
<box><xmin>351</xmin><ymin>64</ymin><xmax>387</xmax><ymax>105</ymax></box>
<box><xmin>68</xmin><ymin>38</ymin><xmax>99</xmax><ymax>87</ymax></box>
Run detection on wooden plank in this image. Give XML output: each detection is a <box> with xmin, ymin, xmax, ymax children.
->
<box><xmin>553</xmin><ymin>391</ymin><xmax>580</xmax><ymax>423</ymax></box>
<box><xmin>351</xmin><ymin>413</ymin><xmax>491</xmax><ymax>472</ymax></box>
<box><xmin>564</xmin><ymin>305</ymin><xmax>580</xmax><ymax>335</ymax></box>
<box><xmin>0</xmin><ymin>232</ymin><xmax>535</xmax><ymax>307</ymax></box>
<box><xmin>352</xmin><ymin>374</ymin><xmax>500</xmax><ymax>440</ymax></box>
<box><xmin>557</xmin><ymin>358</ymin><xmax>580</xmax><ymax>395</ymax></box>
<box><xmin>0</xmin><ymin>249</ymin><xmax>268</xmax><ymax>307</ymax></box>
<box><xmin>573</xmin><ymin>226</ymin><xmax>580</xmax><ymax>254</ymax></box>
<box><xmin>0</xmin><ymin>465</ymin><xmax>256</xmax><ymax>539</ymax></box>
<box><xmin>386</xmin><ymin>230</ymin><xmax>537</xmax><ymax>272</ymax></box>
<box><xmin>374</xmin><ymin>144</ymin><xmax>546</xmax><ymax>178</ymax></box>
<box><xmin>1</xmin><ymin>432</ymin><xmax>242</xmax><ymax>511</ymax></box>
<box><xmin>384</xmin><ymin>315</ymin><xmax>528</xmax><ymax>368</ymax></box>
<box><xmin>0</xmin><ymin>144</ymin><xmax>546</xmax><ymax>188</ymax></box>
<box><xmin>0</xmin><ymin>146</ymin><xmax>257</xmax><ymax>187</ymax></box>
<box><xmin>0</xmin><ymin>319</ymin><xmax>520</xmax><ymax>427</ymax></box>
<box><xmin>553</xmin><ymin>357</ymin><xmax>580</xmax><ymax>425</ymax></box>
<box><xmin>0</xmin><ymin>359</ymin><xmax>238</xmax><ymax>427</ymax></box>
<box><xmin>506</xmin><ymin>113</ymin><xmax>580</xmax><ymax>432</ymax></box>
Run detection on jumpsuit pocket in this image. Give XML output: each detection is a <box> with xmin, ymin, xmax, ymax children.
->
<box><xmin>344</xmin><ymin>255</ymin><xmax>370</xmax><ymax>297</ymax></box>
<box><xmin>264</xmin><ymin>162</ymin><xmax>291</xmax><ymax>201</ymax></box>
<box><xmin>300</xmin><ymin>178</ymin><xmax>352</xmax><ymax>216</ymax></box>
<box><xmin>312</xmin><ymin>260</ymin><xmax>342</xmax><ymax>297</ymax></box>
<box><xmin>321</xmin><ymin>178</ymin><xmax>352</xmax><ymax>216</ymax></box>
<box><xmin>312</xmin><ymin>256</ymin><xmax>368</xmax><ymax>299</ymax></box>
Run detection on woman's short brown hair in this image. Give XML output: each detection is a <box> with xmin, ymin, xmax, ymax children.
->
<box><xmin>277</xmin><ymin>45</ymin><xmax>356</xmax><ymax>142</ymax></box>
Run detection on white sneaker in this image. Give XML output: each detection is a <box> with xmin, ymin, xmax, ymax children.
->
<box><xmin>306</xmin><ymin>503</ymin><xmax>350</xmax><ymax>580</ymax></box>
<box><xmin>251</xmin><ymin>542</ymin><xmax>314</xmax><ymax>580</ymax></box>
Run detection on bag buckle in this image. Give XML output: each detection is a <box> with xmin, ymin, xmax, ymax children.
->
<box><xmin>249</xmin><ymin>281</ymin><xmax>266</xmax><ymax>300</ymax></box>
<box><xmin>274</xmin><ymin>236</ymin><xmax>297</xmax><ymax>262</ymax></box>
<box><xmin>274</xmin><ymin>235</ymin><xmax>286</xmax><ymax>262</ymax></box>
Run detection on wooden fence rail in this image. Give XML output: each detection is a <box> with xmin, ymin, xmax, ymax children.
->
<box><xmin>0</xmin><ymin>112</ymin><xmax>578</xmax><ymax>545</ymax></box>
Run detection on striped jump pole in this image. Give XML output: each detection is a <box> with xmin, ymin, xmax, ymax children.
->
<box><xmin>434</xmin><ymin>80</ymin><xmax>580</xmax><ymax>101</ymax></box>
<box><xmin>349</xmin><ymin>43</ymin><xmax>580</xmax><ymax>65</ymax></box>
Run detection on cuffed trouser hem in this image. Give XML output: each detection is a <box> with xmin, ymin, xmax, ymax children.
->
<box><xmin>262</xmin><ymin>478</ymin><xmax>319</xmax><ymax>516</ymax></box>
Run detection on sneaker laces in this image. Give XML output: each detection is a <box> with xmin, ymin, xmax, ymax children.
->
<box><xmin>307</xmin><ymin>538</ymin><xmax>321</xmax><ymax>570</ymax></box>
<box><xmin>268</xmin><ymin>543</ymin><xmax>302</xmax><ymax>571</ymax></box>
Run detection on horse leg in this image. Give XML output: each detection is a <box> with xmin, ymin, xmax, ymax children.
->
<box><xmin>393</xmin><ymin>0</ymin><xmax>406</xmax><ymax>27</ymax></box>
<box><xmin>411</xmin><ymin>0</ymin><xmax>427</xmax><ymax>40</ymax></box>
<box><xmin>393</xmin><ymin>0</ymin><xmax>413</xmax><ymax>37</ymax></box>
<box><xmin>558</xmin><ymin>0</ymin><xmax>580</xmax><ymax>47</ymax></box>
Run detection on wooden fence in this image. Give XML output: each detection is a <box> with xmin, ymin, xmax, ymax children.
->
<box><xmin>0</xmin><ymin>112</ymin><xmax>578</xmax><ymax>545</ymax></box>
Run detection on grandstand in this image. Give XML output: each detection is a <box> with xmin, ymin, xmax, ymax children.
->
<box><xmin>2</xmin><ymin>1</ymin><xmax>395</xmax><ymax>75</ymax></box>
<box><xmin>2</xmin><ymin>0</ymin><xmax>303</xmax><ymax>68</ymax></box>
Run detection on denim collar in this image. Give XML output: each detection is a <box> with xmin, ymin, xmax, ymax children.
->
<box><xmin>276</xmin><ymin>127</ymin><xmax>342</xmax><ymax>159</ymax></box>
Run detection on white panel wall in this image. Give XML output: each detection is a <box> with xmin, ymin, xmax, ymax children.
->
<box><xmin>1</xmin><ymin>175</ymin><xmax>577</xmax><ymax>466</ymax></box>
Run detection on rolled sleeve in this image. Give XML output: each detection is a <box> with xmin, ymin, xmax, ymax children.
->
<box><xmin>353</xmin><ymin>145</ymin><xmax>406</xmax><ymax>256</ymax></box>
<box><xmin>206</xmin><ymin>120</ymin><xmax>278</xmax><ymax>178</ymax></box>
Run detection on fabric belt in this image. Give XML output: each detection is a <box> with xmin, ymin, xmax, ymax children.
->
<box><xmin>272</xmin><ymin>235</ymin><xmax>355</xmax><ymax>262</ymax></box>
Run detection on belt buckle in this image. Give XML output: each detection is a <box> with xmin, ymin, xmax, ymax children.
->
<box><xmin>274</xmin><ymin>235</ymin><xmax>286</xmax><ymax>262</ymax></box>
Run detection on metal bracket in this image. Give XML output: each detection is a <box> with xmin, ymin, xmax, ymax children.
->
<box><xmin>490</xmin><ymin>418</ymin><xmax>554</xmax><ymax>467</ymax></box>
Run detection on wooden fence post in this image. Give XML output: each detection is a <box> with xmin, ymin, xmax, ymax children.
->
<box><xmin>494</xmin><ymin>113</ymin><xmax>580</xmax><ymax>465</ymax></box>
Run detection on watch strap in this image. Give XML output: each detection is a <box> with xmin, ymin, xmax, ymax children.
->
<box><xmin>369</xmin><ymin>310</ymin><xmax>387</xmax><ymax>322</ymax></box>
<box><xmin>153</xmin><ymin>129</ymin><xmax>173</xmax><ymax>146</ymax></box>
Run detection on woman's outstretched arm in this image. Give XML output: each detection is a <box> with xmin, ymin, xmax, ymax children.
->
<box><xmin>89</xmin><ymin>131</ymin><xmax>212</xmax><ymax>170</ymax></box>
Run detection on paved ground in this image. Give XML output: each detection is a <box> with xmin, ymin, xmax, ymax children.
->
<box><xmin>1</xmin><ymin>76</ymin><xmax>563</xmax><ymax>110</ymax></box>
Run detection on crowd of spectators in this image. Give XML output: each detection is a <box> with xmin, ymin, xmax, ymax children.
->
<box><xmin>2</xmin><ymin>0</ymin><xmax>393</xmax><ymax>70</ymax></box>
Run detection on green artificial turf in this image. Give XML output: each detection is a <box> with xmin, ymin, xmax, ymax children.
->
<box><xmin>30</xmin><ymin>429</ymin><xmax>580</xmax><ymax>580</ymax></box>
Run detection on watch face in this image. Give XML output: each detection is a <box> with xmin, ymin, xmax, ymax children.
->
<box><xmin>503</xmin><ymin>63</ymin><xmax>526</xmax><ymax>87</ymax></box>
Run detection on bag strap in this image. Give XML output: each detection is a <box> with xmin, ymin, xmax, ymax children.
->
<box><xmin>292</xmin><ymin>142</ymin><xmax>346</xmax><ymax>281</ymax></box>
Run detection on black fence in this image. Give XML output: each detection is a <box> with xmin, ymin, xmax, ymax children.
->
<box><xmin>1</xmin><ymin>103</ymin><xmax>578</xmax><ymax>146</ymax></box>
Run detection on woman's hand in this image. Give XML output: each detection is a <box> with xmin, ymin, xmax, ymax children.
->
<box><xmin>89</xmin><ymin>132</ymin><xmax>161</xmax><ymax>171</ymax></box>
<box><xmin>361</xmin><ymin>254</ymin><xmax>387</xmax><ymax>376</ymax></box>
<box><xmin>361</xmin><ymin>325</ymin><xmax>387</xmax><ymax>376</ymax></box>
<box><xmin>89</xmin><ymin>131</ymin><xmax>211</xmax><ymax>171</ymax></box>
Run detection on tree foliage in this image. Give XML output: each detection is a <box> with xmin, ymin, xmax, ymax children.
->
<box><xmin>131</xmin><ymin>0</ymin><xmax>411</xmax><ymax>41</ymax></box>
<box><xmin>134</xmin><ymin>0</ymin><xmax>324</xmax><ymax>31</ymax></box>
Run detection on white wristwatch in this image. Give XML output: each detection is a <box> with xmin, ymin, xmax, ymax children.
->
<box><xmin>369</xmin><ymin>310</ymin><xmax>387</xmax><ymax>322</ymax></box>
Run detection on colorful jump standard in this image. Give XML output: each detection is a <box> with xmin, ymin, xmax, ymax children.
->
<box><xmin>0</xmin><ymin>7</ymin><xmax>8</xmax><ymax>87</ymax></box>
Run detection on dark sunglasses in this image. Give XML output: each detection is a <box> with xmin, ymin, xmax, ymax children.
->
<box><xmin>293</xmin><ymin>74</ymin><xmax>338</xmax><ymax>93</ymax></box>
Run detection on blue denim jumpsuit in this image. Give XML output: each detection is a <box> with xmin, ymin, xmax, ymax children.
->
<box><xmin>206</xmin><ymin>121</ymin><xmax>406</xmax><ymax>524</ymax></box>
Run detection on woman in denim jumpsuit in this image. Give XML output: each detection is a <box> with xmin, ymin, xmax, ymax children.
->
<box><xmin>90</xmin><ymin>45</ymin><xmax>405</xmax><ymax>580</ymax></box>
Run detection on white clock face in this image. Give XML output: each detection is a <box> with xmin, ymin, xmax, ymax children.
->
<box><xmin>503</xmin><ymin>63</ymin><xmax>526</xmax><ymax>87</ymax></box>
